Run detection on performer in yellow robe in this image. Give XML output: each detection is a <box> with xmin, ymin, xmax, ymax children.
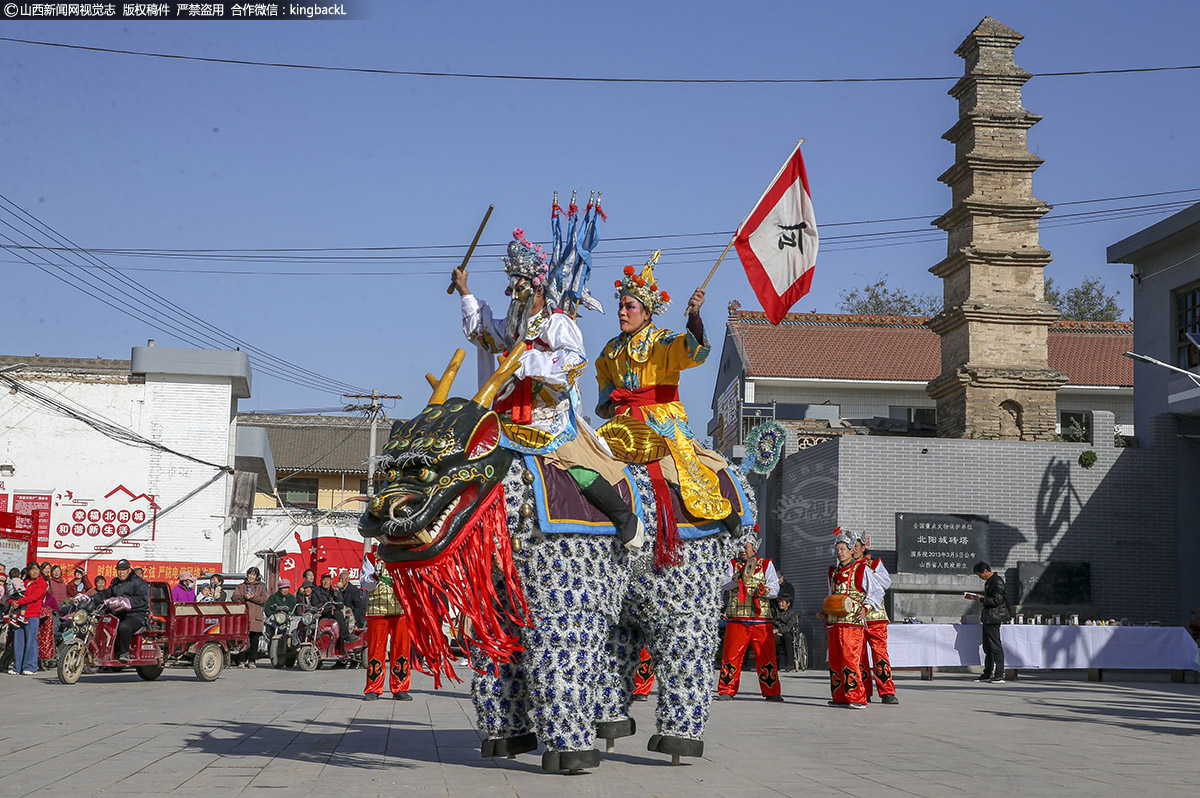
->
<box><xmin>595</xmin><ymin>251</ymin><xmax>737</xmax><ymax>533</ymax></box>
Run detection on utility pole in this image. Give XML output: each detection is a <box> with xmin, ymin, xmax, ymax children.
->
<box><xmin>343</xmin><ymin>389</ymin><xmax>402</xmax><ymax>556</ymax></box>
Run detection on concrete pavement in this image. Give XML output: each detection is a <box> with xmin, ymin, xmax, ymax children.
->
<box><xmin>1</xmin><ymin>663</ymin><xmax>1198</xmax><ymax>797</ymax></box>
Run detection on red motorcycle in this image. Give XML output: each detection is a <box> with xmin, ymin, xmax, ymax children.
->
<box><xmin>285</xmin><ymin>600</ymin><xmax>366</xmax><ymax>671</ymax></box>
<box><xmin>57</xmin><ymin>581</ymin><xmax>249</xmax><ymax>684</ymax></box>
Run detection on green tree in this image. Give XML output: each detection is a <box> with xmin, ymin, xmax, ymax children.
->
<box><xmin>838</xmin><ymin>275</ymin><xmax>942</xmax><ymax>317</ymax></box>
<box><xmin>1044</xmin><ymin>276</ymin><xmax>1123</xmax><ymax>321</ymax></box>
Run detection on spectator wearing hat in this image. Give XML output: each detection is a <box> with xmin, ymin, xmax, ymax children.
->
<box><xmin>171</xmin><ymin>572</ymin><xmax>196</xmax><ymax>604</ymax></box>
<box><xmin>232</xmin><ymin>567</ymin><xmax>268</xmax><ymax>667</ymax></box>
<box><xmin>264</xmin><ymin>579</ymin><xmax>296</xmax><ymax>640</ymax></box>
<box><xmin>196</xmin><ymin>583</ymin><xmax>215</xmax><ymax>602</ymax></box>
<box><xmin>86</xmin><ymin>559</ymin><xmax>151</xmax><ymax>662</ymax></box>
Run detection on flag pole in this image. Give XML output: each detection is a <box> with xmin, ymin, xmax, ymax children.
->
<box><xmin>699</xmin><ymin>137</ymin><xmax>804</xmax><ymax>291</ymax></box>
<box><xmin>700</xmin><ymin>234</ymin><xmax>737</xmax><ymax>290</ymax></box>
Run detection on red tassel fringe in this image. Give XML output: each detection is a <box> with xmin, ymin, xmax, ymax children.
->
<box><xmin>552</xmin><ymin>202</ymin><xmax>563</xmax><ymax>218</ymax></box>
<box><xmin>382</xmin><ymin>482</ymin><xmax>528</xmax><ymax>688</ymax></box>
<box><xmin>648</xmin><ymin>461</ymin><xmax>682</xmax><ymax>571</ymax></box>
<box><xmin>568</xmin><ymin>202</ymin><xmax>578</xmax><ymax>217</ymax></box>
<box><xmin>595</xmin><ymin>206</ymin><xmax>607</xmax><ymax>221</ymax></box>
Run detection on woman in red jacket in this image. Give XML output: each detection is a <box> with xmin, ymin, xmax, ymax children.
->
<box><xmin>10</xmin><ymin>562</ymin><xmax>47</xmax><ymax>675</ymax></box>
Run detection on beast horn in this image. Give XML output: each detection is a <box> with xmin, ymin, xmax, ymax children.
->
<box><xmin>473</xmin><ymin>346</ymin><xmax>524</xmax><ymax>408</ymax></box>
<box><xmin>428</xmin><ymin>349</ymin><xmax>467</xmax><ymax>406</ymax></box>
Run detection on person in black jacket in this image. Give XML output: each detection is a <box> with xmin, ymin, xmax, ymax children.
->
<box><xmin>336</xmin><ymin>573</ymin><xmax>366</xmax><ymax>629</ymax></box>
<box><xmin>85</xmin><ymin>558</ymin><xmax>152</xmax><ymax>662</ymax></box>
<box><xmin>312</xmin><ymin>573</ymin><xmax>350</xmax><ymax>643</ymax></box>
<box><xmin>968</xmin><ymin>562</ymin><xmax>1011</xmax><ymax>684</ymax></box>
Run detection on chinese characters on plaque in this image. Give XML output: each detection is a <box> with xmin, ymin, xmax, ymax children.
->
<box><xmin>895</xmin><ymin>513</ymin><xmax>989</xmax><ymax>574</ymax></box>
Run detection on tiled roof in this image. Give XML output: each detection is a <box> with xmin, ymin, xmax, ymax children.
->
<box><xmin>727</xmin><ymin>309</ymin><xmax>1132</xmax><ymax>388</ymax></box>
<box><xmin>237</xmin><ymin>413</ymin><xmax>398</xmax><ymax>474</ymax></box>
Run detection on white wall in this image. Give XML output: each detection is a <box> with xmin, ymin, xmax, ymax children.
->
<box><xmin>0</xmin><ymin>373</ymin><xmax>234</xmax><ymax>582</ymax></box>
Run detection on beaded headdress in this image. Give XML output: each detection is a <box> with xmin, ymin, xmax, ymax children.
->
<box><xmin>614</xmin><ymin>249</ymin><xmax>670</xmax><ymax>315</ymax></box>
<box><xmin>830</xmin><ymin>526</ymin><xmax>863</xmax><ymax>556</ymax></box>
<box><xmin>502</xmin><ymin>227</ymin><xmax>550</xmax><ymax>292</ymax></box>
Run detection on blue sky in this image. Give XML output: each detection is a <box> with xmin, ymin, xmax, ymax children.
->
<box><xmin>3</xmin><ymin>1</ymin><xmax>1198</xmax><ymax>434</ymax></box>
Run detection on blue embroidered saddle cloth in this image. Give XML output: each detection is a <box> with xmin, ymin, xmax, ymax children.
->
<box><xmin>522</xmin><ymin>455</ymin><xmax>752</xmax><ymax>538</ymax></box>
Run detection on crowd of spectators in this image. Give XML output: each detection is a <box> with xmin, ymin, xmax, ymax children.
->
<box><xmin>1</xmin><ymin>563</ymin><xmax>369</xmax><ymax>673</ymax></box>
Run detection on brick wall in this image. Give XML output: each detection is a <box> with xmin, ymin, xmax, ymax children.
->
<box><xmin>778</xmin><ymin>411</ymin><xmax>1180</xmax><ymax>660</ymax></box>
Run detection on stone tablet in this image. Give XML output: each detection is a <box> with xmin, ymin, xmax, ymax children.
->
<box><xmin>1018</xmin><ymin>560</ymin><xmax>1091</xmax><ymax>605</ymax></box>
<box><xmin>896</xmin><ymin>513</ymin><xmax>989</xmax><ymax>574</ymax></box>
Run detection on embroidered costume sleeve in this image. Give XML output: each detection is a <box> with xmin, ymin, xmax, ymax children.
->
<box><xmin>517</xmin><ymin>312</ymin><xmax>587</xmax><ymax>388</ymax></box>
<box><xmin>461</xmin><ymin>294</ymin><xmax>506</xmax><ymax>355</ymax></box>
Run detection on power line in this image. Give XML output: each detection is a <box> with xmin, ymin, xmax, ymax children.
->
<box><xmin>4</xmin><ymin>36</ymin><xmax>1200</xmax><ymax>84</ymax></box>
<box><xmin>0</xmin><ymin>194</ymin><xmax>371</xmax><ymax>395</ymax></box>
<box><xmin>3</xmin><ymin>194</ymin><xmax>1195</xmax><ymax>276</ymax></box>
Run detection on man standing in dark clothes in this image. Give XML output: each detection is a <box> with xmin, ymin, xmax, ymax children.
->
<box><xmin>337</xmin><ymin>573</ymin><xmax>366</xmax><ymax>629</ymax></box>
<box><xmin>85</xmin><ymin>559</ymin><xmax>151</xmax><ymax>662</ymax></box>
<box><xmin>967</xmin><ymin>562</ymin><xmax>1011</xmax><ymax>684</ymax></box>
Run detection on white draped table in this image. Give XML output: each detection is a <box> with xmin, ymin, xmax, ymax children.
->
<box><xmin>887</xmin><ymin>624</ymin><xmax>1199</xmax><ymax>679</ymax></box>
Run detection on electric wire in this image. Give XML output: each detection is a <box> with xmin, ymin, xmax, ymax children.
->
<box><xmin>0</xmin><ymin>371</ymin><xmax>233</xmax><ymax>472</ymax></box>
<box><xmin>3</xmin><ymin>194</ymin><xmax>1193</xmax><ymax>275</ymax></box>
<box><xmin>0</xmin><ymin>194</ymin><xmax>370</xmax><ymax>395</ymax></box>
<box><xmin>3</xmin><ymin>36</ymin><xmax>1200</xmax><ymax>84</ymax></box>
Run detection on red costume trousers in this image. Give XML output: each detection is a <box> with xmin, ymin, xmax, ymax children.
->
<box><xmin>859</xmin><ymin>620</ymin><xmax>896</xmax><ymax>697</ymax></box>
<box><xmin>633</xmin><ymin>647</ymin><xmax>654</xmax><ymax>695</ymax></box>
<box><xmin>827</xmin><ymin>624</ymin><xmax>866</xmax><ymax>704</ymax></box>
<box><xmin>365</xmin><ymin>614</ymin><xmax>411</xmax><ymax>696</ymax></box>
<box><xmin>718</xmin><ymin>621</ymin><xmax>781</xmax><ymax>697</ymax></box>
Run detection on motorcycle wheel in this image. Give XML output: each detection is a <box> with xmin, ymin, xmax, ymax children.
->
<box><xmin>358</xmin><ymin>647</ymin><xmax>368</xmax><ymax>669</ymax></box>
<box><xmin>796</xmin><ymin>633</ymin><xmax>809</xmax><ymax>672</ymax></box>
<box><xmin>136</xmin><ymin>664</ymin><xmax>165</xmax><ymax>681</ymax></box>
<box><xmin>296</xmin><ymin>644</ymin><xmax>320</xmax><ymax>672</ymax></box>
<box><xmin>57</xmin><ymin>642</ymin><xmax>85</xmax><ymax>685</ymax></box>
<box><xmin>193</xmin><ymin>642</ymin><xmax>224</xmax><ymax>682</ymax></box>
<box><xmin>269</xmin><ymin>637</ymin><xmax>288</xmax><ymax>669</ymax></box>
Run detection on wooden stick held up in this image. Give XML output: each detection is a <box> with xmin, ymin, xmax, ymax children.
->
<box><xmin>446</xmin><ymin>204</ymin><xmax>495</xmax><ymax>295</ymax></box>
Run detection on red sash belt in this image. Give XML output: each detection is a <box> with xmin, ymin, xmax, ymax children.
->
<box><xmin>493</xmin><ymin>343</ymin><xmax>533</xmax><ymax>424</ymax></box>
<box><xmin>610</xmin><ymin>385</ymin><xmax>679</xmax><ymax>418</ymax></box>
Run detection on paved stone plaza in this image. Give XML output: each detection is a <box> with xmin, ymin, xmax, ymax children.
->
<box><xmin>1</xmin><ymin>665</ymin><xmax>1197</xmax><ymax>797</ymax></box>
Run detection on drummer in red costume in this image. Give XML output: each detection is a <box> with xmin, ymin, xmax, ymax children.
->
<box><xmin>854</xmin><ymin>535</ymin><xmax>899</xmax><ymax>705</ymax></box>
<box><xmin>822</xmin><ymin>528</ymin><xmax>885</xmax><ymax>709</ymax></box>
<box><xmin>716</xmin><ymin>538</ymin><xmax>782</xmax><ymax>701</ymax></box>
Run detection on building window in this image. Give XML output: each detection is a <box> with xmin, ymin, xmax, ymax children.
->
<box><xmin>1060</xmin><ymin>411</ymin><xmax>1089</xmax><ymax>442</ymax></box>
<box><xmin>278</xmin><ymin>477</ymin><xmax>319</xmax><ymax>508</ymax></box>
<box><xmin>889</xmin><ymin>407</ymin><xmax>937</xmax><ymax>427</ymax></box>
<box><xmin>359</xmin><ymin>476</ymin><xmax>385</xmax><ymax>497</ymax></box>
<box><xmin>1176</xmin><ymin>284</ymin><xmax>1200</xmax><ymax>369</ymax></box>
